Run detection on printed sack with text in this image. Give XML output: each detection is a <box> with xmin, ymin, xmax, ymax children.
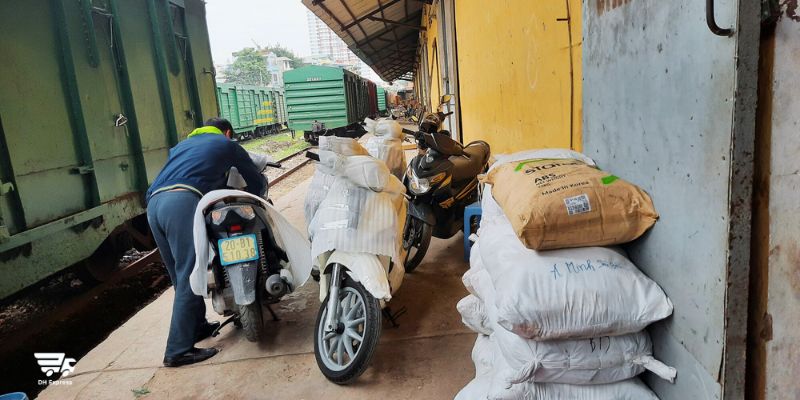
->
<box><xmin>485</xmin><ymin>158</ymin><xmax>658</xmax><ymax>250</ymax></box>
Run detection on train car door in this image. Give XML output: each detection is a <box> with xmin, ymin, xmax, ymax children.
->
<box><xmin>153</xmin><ymin>0</ymin><xmax>202</xmax><ymax>139</ymax></box>
<box><xmin>80</xmin><ymin>0</ymin><xmax>139</xmax><ymax>202</ymax></box>
<box><xmin>582</xmin><ymin>0</ymin><xmax>759</xmax><ymax>398</ymax></box>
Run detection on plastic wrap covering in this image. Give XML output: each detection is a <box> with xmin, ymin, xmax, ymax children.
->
<box><xmin>247</xmin><ymin>151</ymin><xmax>273</xmax><ymax>172</ymax></box>
<box><xmin>226</xmin><ymin>152</ymin><xmax>274</xmax><ymax>196</ymax></box>
<box><xmin>317</xmin><ymin>135</ymin><xmax>370</xmax><ymax>156</ymax></box>
<box><xmin>488</xmin><ymin>148</ymin><xmax>596</xmax><ymax>172</ymax></box>
<box><xmin>364</xmin><ymin>118</ymin><xmax>406</xmax><ymax>180</ymax></box>
<box><xmin>316</xmin><ymin>251</ymin><xmax>403</xmax><ymax>302</ymax></box>
<box><xmin>305</xmin><ymin>137</ymin><xmax>407</xmax><ymax>264</ymax></box>
<box><xmin>190</xmin><ymin>190</ymin><xmax>312</xmax><ymax>298</ymax></box>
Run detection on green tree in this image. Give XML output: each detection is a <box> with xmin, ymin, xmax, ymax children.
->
<box><xmin>263</xmin><ymin>44</ymin><xmax>306</xmax><ymax>69</ymax></box>
<box><xmin>224</xmin><ymin>48</ymin><xmax>268</xmax><ymax>85</ymax></box>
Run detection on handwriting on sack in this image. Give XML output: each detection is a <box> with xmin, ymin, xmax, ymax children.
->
<box><xmin>588</xmin><ymin>336</ymin><xmax>613</xmax><ymax>353</ymax></box>
<box><xmin>550</xmin><ymin>260</ymin><xmax>621</xmax><ymax>280</ymax></box>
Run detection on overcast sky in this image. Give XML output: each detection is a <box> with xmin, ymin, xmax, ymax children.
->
<box><xmin>205</xmin><ymin>0</ymin><xmax>311</xmax><ymax>65</ymax></box>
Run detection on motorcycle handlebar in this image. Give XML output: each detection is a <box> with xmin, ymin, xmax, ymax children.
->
<box><xmin>305</xmin><ymin>151</ymin><xmax>320</xmax><ymax>162</ymax></box>
<box><xmin>402</xmin><ymin>128</ymin><xmax>416</xmax><ymax>135</ymax></box>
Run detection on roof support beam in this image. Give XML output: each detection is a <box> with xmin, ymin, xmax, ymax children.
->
<box><xmin>315</xmin><ymin>2</ymin><xmax>360</xmax><ymax>47</ymax></box>
<box><xmin>370</xmin><ymin>30</ymin><xmax>419</xmax><ymax>54</ymax></box>
<box><xmin>351</xmin><ymin>11</ymin><xmax>423</xmax><ymax>48</ymax></box>
<box><xmin>373</xmin><ymin>53</ymin><xmax>415</xmax><ymax>67</ymax></box>
<box><xmin>366</xmin><ymin>15</ymin><xmax>425</xmax><ymax>30</ymax></box>
<box><xmin>336</xmin><ymin>0</ymin><xmax>374</xmax><ymax>52</ymax></box>
<box><xmin>373</xmin><ymin>56</ymin><xmax>415</xmax><ymax>71</ymax></box>
<box><xmin>341</xmin><ymin>0</ymin><xmax>403</xmax><ymax>30</ymax></box>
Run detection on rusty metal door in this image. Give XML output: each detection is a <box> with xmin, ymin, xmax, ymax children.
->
<box><xmin>582</xmin><ymin>0</ymin><xmax>760</xmax><ymax>399</ymax></box>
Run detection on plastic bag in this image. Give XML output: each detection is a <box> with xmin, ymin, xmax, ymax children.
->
<box><xmin>488</xmin><ymin>148</ymin><xmax>596</xmax><ymax>172</ymax></box>
<box><xmin>364</xmin><ymin>118</ymin><xmax>407</xmax><ymax>180</ymax></box>
<box><xmin>305</xmin><ymin>136</ymin><xmax>406</xmax><ymax>261</ymax></box>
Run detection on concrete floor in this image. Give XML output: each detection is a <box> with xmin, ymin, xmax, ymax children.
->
<box><xmin>38</xmin><ymin>174</ymin><xmax>476</xmax><ymax>400</ymax></box>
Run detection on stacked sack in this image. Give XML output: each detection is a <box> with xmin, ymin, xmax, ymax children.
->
<box><xmin>363</xmin><ymin>117</ymin><xmax>407</xmax><ymax>180</ymax></box>
<box><xmin>455</xmin><ymin>149</ymin><xmax>676</xmax><ymax>400</ymax></box>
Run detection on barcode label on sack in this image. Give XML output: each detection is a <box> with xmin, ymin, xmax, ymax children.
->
<box><xmin>564</xmin><ymin>194</ymin><xmax>591</xmax><ymax>215</ymax></box>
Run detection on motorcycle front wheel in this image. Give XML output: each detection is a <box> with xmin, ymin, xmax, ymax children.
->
<box><xmin>402</xmin><ymin>215</ymin><xmax>432</xmax><ymax>272</ymax></box>
<box><xmin>314</xmin><ymin>275</ymin><xmax>381</xmax><ymax>384</ymax></box>
<box><xmin>238</xmin><ymin>302</ymin><xmax>263</xmax><ymax>342</ymax></box>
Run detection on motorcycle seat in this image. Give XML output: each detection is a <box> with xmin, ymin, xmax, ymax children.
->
<box><xmin>449</xmin><ymin>141</ymin><xmax>490</xmax><ymax>183</ymax></box>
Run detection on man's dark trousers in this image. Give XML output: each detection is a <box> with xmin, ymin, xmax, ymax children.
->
<box><xmin>147</xmin><ymin>190</ymin><xmax>207</xmax><ymax>359</ymax></box>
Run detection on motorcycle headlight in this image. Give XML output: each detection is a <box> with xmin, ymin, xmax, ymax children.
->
<box><xmin>409</xmin><ymin>174</ymin><xmax>431</xmax><ymax>195</ymax></box>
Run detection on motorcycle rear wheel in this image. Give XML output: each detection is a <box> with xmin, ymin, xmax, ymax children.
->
<box><xmin>403</xmin><ymin>216</ymin><xmax>432</xmax><ymax>272</ymax></box>
<box><xmin>238</xmin><ymin>302</ymin><xmax>263</xmax><ymax>342</ymax></box>
<box><xmin>314</xmin><ymin>276</ymin><xmax>381</xmax><ymax>384</ymax></box>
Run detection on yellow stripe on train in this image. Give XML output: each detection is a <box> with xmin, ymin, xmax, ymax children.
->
<box><xmin>262</xmin><ymin>101</ymin><xmax>272</xmax><ymax>106</ymax></box>
<box><xmin>257</xmin><ymin>109</ymin><xmax>274</xmax><ymax>115</ymax></box>
<box><xmin>253</xmin><ymin>118</ymin><xmax>275</xmax><ymax>124</ymax></box>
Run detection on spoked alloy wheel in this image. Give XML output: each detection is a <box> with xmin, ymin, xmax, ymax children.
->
<box><xmin>402</xmin><ymin>215</ymin><xmax>432</xmax><ymax>273</ymax></box>
<box><xmin>314</xmin><ymin>276</ymin><xmax>381</xmax><ymax>384</ymax></box>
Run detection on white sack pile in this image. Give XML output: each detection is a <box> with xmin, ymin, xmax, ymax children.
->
<box><xmin>304</xmin><ymin>136</ymin><xmax>406</xmax><ymax>263</ymax></box>
<box><xmin>455</xmin><ymin>149</ymin><xmax>675</xmax><ymax>400</ymax></box>
<box><xmin>364</xmin><ymin>117</ymin><xmax>407</xmax><ymax>180</ymax></box>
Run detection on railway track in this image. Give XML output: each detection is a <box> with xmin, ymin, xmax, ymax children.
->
<box><xmin>0</xmin><ymin>249</ymin><xmax>169</xmax><ymax>397</ymax></box>
<box><xmin>268</xmin><ymin>146</ymin><xmax>315</xmax><ymax>185</ymax></box>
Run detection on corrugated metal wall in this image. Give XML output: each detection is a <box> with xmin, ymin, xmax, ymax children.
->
<box><xmin>582</xmin><ymin>0</ymin><xmax>760</xmax><ymax>398</ymax></box>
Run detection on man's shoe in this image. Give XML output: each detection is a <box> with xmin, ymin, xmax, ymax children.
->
<box><xmin>195</xmin><ymin>321</ymin><xmax>221</xmax><ymax>343</ymax></box>
<box><xmin>163</xmin><ymin>347</ymin><xmax>218</xmax><ymax>368</ymax></box>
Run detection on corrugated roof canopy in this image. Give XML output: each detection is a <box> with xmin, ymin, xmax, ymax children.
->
<box><xmin>302</xmin><ymin>0</ymin><xmax>428</xmax><ymax>82</ymax></box>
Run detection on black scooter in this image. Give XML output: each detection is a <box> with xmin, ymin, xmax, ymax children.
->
<box><xmin>401</xmin><ymin>95</ymin><xmax>490</xmax><ymax>271</ymax></box>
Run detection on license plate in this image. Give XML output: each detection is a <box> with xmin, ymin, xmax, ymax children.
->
<box><xmin>218</xmin><ymin>234</ymin><xmax>259</xmax><ymax>266</ymax></box>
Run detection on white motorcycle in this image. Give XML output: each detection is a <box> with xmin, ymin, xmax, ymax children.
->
<box><xmin>304</xmin><ymin>134</ymin><xmax>407</xmax><ymax>384</ymax></box>
<box><xmin>189</xmin><ymin>153</ymin><xmax>312</xmax><ymax>342</ymax></box>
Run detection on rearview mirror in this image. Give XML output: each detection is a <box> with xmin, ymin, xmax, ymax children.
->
<box><xmin>440</xmin><ymin>94</ymin><xmax>453</xmax><ymax>104</ymax></box>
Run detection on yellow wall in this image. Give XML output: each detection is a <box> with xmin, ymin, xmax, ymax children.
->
<box><xmin>450</xmin><ymin>0</ymin><xmax>582</xmax><ymax>154</ymax></box>
<box><xmin>424</xmin><ymin>8</ymin><xmax>441</xmax><ymax>109</ymax></box>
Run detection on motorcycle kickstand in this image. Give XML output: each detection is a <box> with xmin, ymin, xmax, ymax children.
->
<box><xmin>382</xmin><ymin>306</ymin><xmax>408</xmax><ymax>328</ymax></box>
<box><xmin>266</xmin><ymin>304</ymin><xmax>280</xmax><ymax>322</ymax></box>
<box><xmin>211</xmin><ymin>314</ymin><xmax>238</xmax><ymax>337</ymax></box>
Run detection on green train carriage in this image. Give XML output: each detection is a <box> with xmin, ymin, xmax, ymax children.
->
<box><xmin>0</xmin><ymin>0</ymin><xmax>218</xmax><ymax>299</ymax></box>
<box><xmin>283</xmin><ymin>65</ymin><xmax>377</xmax><ymax>143</ymax></box>
<box><xmin>216</xmin><ymin>83</ymin><xmax>287</xmax><ymax>140</ymax></box>
<box><xmin>377</xmin><ymin>87</ymin><xmax>388</xmax><ymax>116</ymax></box>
